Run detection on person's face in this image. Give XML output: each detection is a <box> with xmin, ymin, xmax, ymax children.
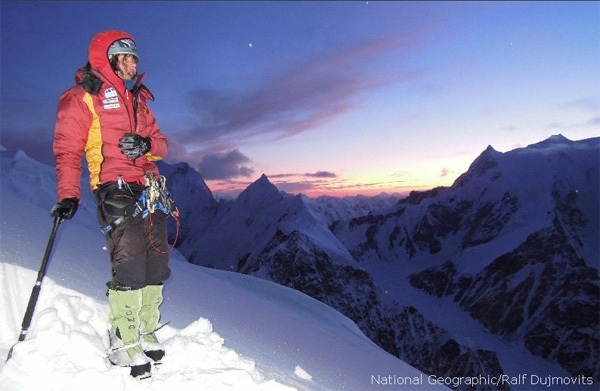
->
<box><xmin>115</xmin><ymin>53</ymin><xmax>138</xmax><ymax>80</ymax></box>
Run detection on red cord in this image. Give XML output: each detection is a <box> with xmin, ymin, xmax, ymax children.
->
<box><xmin>147</xmin><ymin>209</ymin><xmax>180</xmax><ymax>254</ymax></box>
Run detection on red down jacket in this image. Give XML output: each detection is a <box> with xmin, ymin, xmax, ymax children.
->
<box><xmin>53</xmin><ymin>30</ymin><xmax>168</xmax><ymax>201</ymax></box>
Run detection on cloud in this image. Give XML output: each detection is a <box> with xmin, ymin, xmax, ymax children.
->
<box><xmin>588</xmin><ymin>117</ymin><xmax>600</xmax><ymax>126</ymax></box>
<box><xmin>198</xmin><ymin>149</ymin><xmax>254</xmax><ymax>180</ymax></box>
<box><xmin>392</xmin><ymin>170</ymin><xmax>410</xmax><ymax>178</ymax></box>
<box><xmin>262</xmin><ymin>171</ymin><xmax>339</xmax><ymax>196</ymax></box>
<box><xmin>560</xmin><ymin>96</ymin><xmax>599</xmax><ymax>113</ymax></box>
<box><xmin>440</xmin><ymin>167</ymin><xmax>453</xmax><ymax>177</ymax></box>
<box><xmin>304</xmin><ymin>171</ymin><xmax>337</xmax><ymax>178</ymax></box>
<box><xmin>178</xmin><ymin>31</ymin><xmax>429</xmax><ymax>159</ymax></box>
<box><xmin>543</xmin><ymin>116</ymin><xmax>600</xmax><ymax>131</ymax></box>
<box><xmin>270</xmin><ymin>171</ymin><xmax>337</xmax><ymax>179</ymax></box>
<box><xmin>275</xmin><ymin>181</ymin><xmax>318</xmax><ymax>195</ymax></box>
<box><xmin>164</xmin><ymin>28</ymin><xmax>435</xmax><ymax>182</ymax></box>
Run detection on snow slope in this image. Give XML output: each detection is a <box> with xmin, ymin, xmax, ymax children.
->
<box><xmin>0</xmin><ymin>149</ymin><xmax>432</xmax><ymax>390</ymax></box>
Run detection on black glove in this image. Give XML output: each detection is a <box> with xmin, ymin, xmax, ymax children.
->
<box><xmin>50</xmin><ymin>198</ymin><xmax>79</xmax><ymax>220</ymax></box>
<box><xmin>118</xmin><ymin>133</ymin><xmax>151</xmax><ymax>160</ymax></box>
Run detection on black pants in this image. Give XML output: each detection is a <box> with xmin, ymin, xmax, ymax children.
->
<box><xmin>96</xmin><ymin>183</ymin><xmax>171</xmax><ymax>289</ymax></box>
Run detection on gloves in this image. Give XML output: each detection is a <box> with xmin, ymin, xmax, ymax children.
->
<box><xmin>118</xmin><ymin>133</ymin><xmax>151</xmax><ymax>160</ymax></box>
<box><xmin>50</xmin><ymin>198</ymin><xmax>79</xmax><ymax>220</ymax></box>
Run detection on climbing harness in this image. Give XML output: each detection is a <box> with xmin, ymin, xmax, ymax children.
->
<box><xmin>100</xmin><ymin>174</ymin><xmax>180</xmax><ymax>253</ymax></box>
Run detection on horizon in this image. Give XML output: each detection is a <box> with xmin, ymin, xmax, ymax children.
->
<box><xmin>1</xmin><ymin>133</ymin><xmax>596</xmax><ymax>201</ymax></box>
<box><xmin>203</xmin><ymin>133</ymin><xmax>598</xmax><ymax>199</ymax></box>
<box><xmin>1</xmin><ymin>2</ymin><xmax>598</xmax><ymax>199</ymax></box>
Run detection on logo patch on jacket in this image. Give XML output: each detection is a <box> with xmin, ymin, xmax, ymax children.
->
<box><xmin>103</xmin><ymin>88</ymin><xmax>120</xmax><ymax>109</ymax></box>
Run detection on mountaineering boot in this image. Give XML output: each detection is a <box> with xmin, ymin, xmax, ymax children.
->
<box><xmin>107</xmin><ymin>287</ymin><xmax>152</xmax><ymax>379</ymax></box>
<box><xmin>139</xmin><ymin>284</ymin><xmax>165</xmax><ymax>363</ymax></box>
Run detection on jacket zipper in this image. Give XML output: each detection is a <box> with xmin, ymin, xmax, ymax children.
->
<box><xmin>95</xmin><ymin>69</ymin><xmax>145</xmax><ymax>175</ymax></box>
<box><xmin>95</xmin><ymin>69</ymin><xmax>136</xmax><ymax>134</ymax></box>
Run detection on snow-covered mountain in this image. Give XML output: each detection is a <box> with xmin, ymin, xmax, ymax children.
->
<box><xmin>176</xmin><ymin>176</ymin><xmax>508</xmax><ymax>388</ymax></box>
<box><xmin>333</xmin><ymin>135</ymin><xmax>599</xmax><ymax>382</ymax></box>
<box><xmin>3</xmin><ymin>134</ymin><xmax>597</xmax><ymax>391</ymax></box>
<box><xmin>0</xmin><ymin>149</ymin><xmax>431</xmax><ymax>390</ymax></box>
<box><xmin>304</xmin><ymin>193</ymin><xmax>401</xmax><ymax>226</ymax></box>
<box><xmin>164</xmin><ymin>134</ymin><xmax>598</xmax><ymax>390</ymax></box>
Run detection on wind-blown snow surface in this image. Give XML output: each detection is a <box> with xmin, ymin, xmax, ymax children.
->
<box><xmin>0</xmin><ymin>149</ymin><xmax>433</xmax><ymax>390</ymax></box>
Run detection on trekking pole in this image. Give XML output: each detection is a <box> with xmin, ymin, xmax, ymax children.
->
<box><xmin>6</xmin><ymin>215</ymin><xmax>62</xmax><ymax>362</ymax></box>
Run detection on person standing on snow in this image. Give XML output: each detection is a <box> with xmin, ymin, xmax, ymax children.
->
<box><xmin>50</xmin><ymin>30</ymin><xmax>171</xmax><ymax>378</ymax></box>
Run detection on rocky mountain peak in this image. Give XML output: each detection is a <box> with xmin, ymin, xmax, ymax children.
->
<box><xmin>453</xmin><ymin>144</ymin><xmax>502</xmax><ymax>188</ymax></box>
<box><xmin>237</xmin><ymin>174</ymin><xmax>281</xmax><ymax>205</ymax></box>
<box><xmin>527</xmin><ymin>133</ymin><xmax>572</xmax><ymax>149</ymax></box>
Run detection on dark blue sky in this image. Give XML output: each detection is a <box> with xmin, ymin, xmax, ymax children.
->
<box><xmin>1</xmin><ymin>1</ymin><xmax>598</xmax><ymax>197</ymax></box>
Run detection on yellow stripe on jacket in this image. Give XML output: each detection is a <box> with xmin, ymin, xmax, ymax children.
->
<box><xmin>82</xmin><ymin>93</ymin><xmax>103</xmax><ymax>191</ymax></box>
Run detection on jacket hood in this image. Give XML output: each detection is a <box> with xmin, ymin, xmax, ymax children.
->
<box><xmin>88</xmin><ymin>30</ymin><xmax>135</xmax><ymax>88</ymax></box>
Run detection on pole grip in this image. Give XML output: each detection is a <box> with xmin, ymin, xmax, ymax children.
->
<box><xmin>17</xmin><ymin>283</ymin><xmax>42</xmax><ymax>341</ymax></box>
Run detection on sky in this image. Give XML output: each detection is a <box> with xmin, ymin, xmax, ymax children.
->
<box><xmin>1</xmin><ymin>1</ymin><xmax>599</xmax><ymax>198</ymax></box>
